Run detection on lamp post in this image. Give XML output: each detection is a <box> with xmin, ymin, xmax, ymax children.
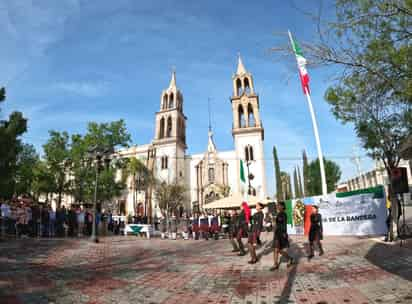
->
<box><xmin>245</xmin><ymin>160</ymin><xmax>255</xmax><ymax>196</ymax></box>
<box><xmin>87</xmin><ymin>146</ymin><xmax>114</xmax><ymax>243</ymax></box>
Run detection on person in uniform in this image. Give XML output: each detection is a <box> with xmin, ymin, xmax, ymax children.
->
<box><xmin>222</xmin><ymin>211</ymin><xmax>231</xmax><ymax>237</ymax></box>
<box><xmin>229</xmin><ymin>210</ymin><xmax>239</xmax><ymax>252</ymax></box>
<box><xmin>159</xmin><ymin>213</ymin><xmax>167</xmax><ymax>239</ymax></box>
<box><xmin>170</xmin><ymin>214</ymin><xmax>178</xmax><ymax>240</ymax></box>
<box><xmin>191</xmin><ymin>213</ymin><xmax>200</xmax><ymax>240</ymax></box>
<box><xmin>199</xmin><ymin>212</ymin><xmax>209</xmax><ymax>240</ymax></box>
<box><xmin>210</xmin><ymin>211</ymin><xmax>220</xmax><ymax>240</ymax></box>
<box><xmin>270</xmin><ymin>202</ymin><xmax>295</xmax><ymax>271</ymax></box>
<box><xmin>248</xmin><ymin>202</ymin><xmax>264</xmax><ymax>264</ymax></box>
<box><xmin>180</xmin><ymin>213</ymin><xmax>190</xmax><ymax>240</ymax></box>
<box><xmin>236</xmin><ymin>202</ymin><xmax>250</xmax><ymax>256</ymax></box>
<box><xmin>308</xmin><ymin>205</ymin><xmax>324</xmax><ymax>259</ymax></box>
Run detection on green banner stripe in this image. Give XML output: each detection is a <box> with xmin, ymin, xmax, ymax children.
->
<box><xmin>335</xmin><ymin>185</ymin><xmax>384</xmax><ymax>199</ymax></box>
<box><xmin>285</xmin><ymin>199</ymin><xmax>293</xmax><ymax>225</ymax></box>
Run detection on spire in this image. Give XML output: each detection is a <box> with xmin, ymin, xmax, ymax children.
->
<box><xmin>207</xmin><ymin>130</ymin><xmax>217</xmax><ymax>153</ymax></box>
<box><xmin>168</xmin><ymin>67</ymin><xmax>176</xmax><ymax>90</ymax></box>
<box><xmin>236</xmin><ymin>53</ymin><xmax>247</xmax><ymax>75</ymax></box>
<box><xmin>207</xmin><ymin>97</ymin><xmax>216</xmax><ymax>152</ymax></box>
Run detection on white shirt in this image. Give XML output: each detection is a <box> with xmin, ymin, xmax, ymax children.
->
<box><xmin>77</xmin><ymin>211</ymin><xmax>85</xmax><ymax>223</ymax></box>
<box><xmin>1</xmin><ymin>203</ymin><xmax>10</xmax><ymax>218</ymax></box>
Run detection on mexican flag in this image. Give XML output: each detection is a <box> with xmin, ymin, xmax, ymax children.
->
<box><xmin>289</xmin><ymin>31</ymin><xmax>310</xmax><ymax>95</ymax></box>
<box><xmin>240</xmin><ymin>159</ymin><xmax>248</xmax><ymax>203</ymax></box>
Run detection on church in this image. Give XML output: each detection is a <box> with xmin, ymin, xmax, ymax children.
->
<box><xmin>116</xmin><ymin>56</ymin><xmax>267</xmax><ymax>216</ymax></box>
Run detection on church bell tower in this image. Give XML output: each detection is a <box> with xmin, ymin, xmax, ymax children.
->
<box><xmin>152</xmin><ymin>71</ymin><xmax>187</xmax><ymax>184</ymax></box>
<box><xmin>231</xmin><ymin>55</ymin><xmax>266</xmax><ymax>198</ymax></box>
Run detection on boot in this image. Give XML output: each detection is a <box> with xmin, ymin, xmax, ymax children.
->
<box><xmin>319</xmin><ymin>243</ymin><xmax>324</xmax><ymax>256</ymax></box>
<box><xmin>238</xmin><ymin>239</ymin><xmax>246</xmax><ymax>256</ymax></box>
<box><xmin>231</xmin><ymin>239</ymin><xmax>240</xmax><ymax>252</ymax></box>
<box><xmin>248</xmin><ymin>246</ymin><xmax>257</xmax><ymax>264</ymax></box>
<box><xmin>308</xmin><ymin>244</ymin><xmax>314</xmax><ymax>259</ymax></box>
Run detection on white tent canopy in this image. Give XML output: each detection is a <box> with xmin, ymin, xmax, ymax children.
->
<box><xmin>203</xmin><ymin>193</ymin><xmax>269</xmax><ymax>209</ymax></box>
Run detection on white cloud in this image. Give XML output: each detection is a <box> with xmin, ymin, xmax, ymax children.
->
<box><xmin>54</xmin><ymin>81</ymin><xmax>109</xmax><ymax>97</ymax></box>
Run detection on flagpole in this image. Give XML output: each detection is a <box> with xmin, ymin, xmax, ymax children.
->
<box><xmin>305</xmin><ymin>89</ymin><xmax>327</xmax><ymax>196</ymax></box>
<box><xmin>288</xmin><ymin>30</ymin><xmax>328</xmax><ymax>196</ymax></box>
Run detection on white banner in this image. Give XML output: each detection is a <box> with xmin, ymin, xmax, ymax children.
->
<box><xmin>287</xmin><ymin>186</ymin><xmax>387</xmax><ymax>236</ymax></box>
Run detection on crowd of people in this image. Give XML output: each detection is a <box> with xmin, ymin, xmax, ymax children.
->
<box><xmin>0</xmin><ymin>199</ymin><xmax>128</xmax><ymax>238</ymax></box>
<box><xmin>1</xmin><ymin>198</ymin><xmax>325</xmax><ymax>270</ymax></box>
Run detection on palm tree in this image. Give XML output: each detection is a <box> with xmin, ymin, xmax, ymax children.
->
<box><xmin>124</xmin><ymin>158</ymin><xmax>154</xmax><ymax>216</ymax></box>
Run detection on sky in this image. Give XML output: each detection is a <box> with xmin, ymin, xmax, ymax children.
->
<box><xmin>0</xmin><ymin>0</ymin><xmax>374</xmax><ymax>196</ymax></box>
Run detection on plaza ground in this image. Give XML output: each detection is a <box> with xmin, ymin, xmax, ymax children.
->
<box><xmin>1</xmin><ymin>231</ymin><xmax>412</xmax><ymax>304</ymax></box>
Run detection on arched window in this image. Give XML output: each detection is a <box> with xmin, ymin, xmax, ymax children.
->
<box><xmin>249</xmin><ymin>146</ymin><xmax>254</xmax><ymax>161</ymax></box>
<box><xmin>159</xmin><ymin>117</ymin><xmax>165</xmax><ymax>139</ymax></box>
<box><xmin>238</xmin><ymin>105</ymin><xmax>246</xmax><ymax>128</ymax></box>
<box><xmin>245</xmin><ymin>145</ymin><xmax>254</xmax><ymax>161</ymax></box>
<box><xmin>247</xmin><ymin>103</ymin><xmax>255</xmax><ymax>127</ymax></box>
<box><xmin>166</xmin><ymin>116</ymin><xmax>172</xmax><ymax>137</ymax></box>
<box><xmin>169</xmin><ymin>93</ymin><xmax>174</xmax><ymax>108</ymax></box>
<box><xmin>208</xmin><ymin>167</ymin><xmax>215</xmax><ymax>183</ymax></box>
<box><xmin>162</xmin><ymin>95</ymin><xmax>167</xmax><ymax>110</ymax></box>
<box><xmin>236</xmin><ymin>78</ymin><xmax>242</xmax><ymax>96</ymax></box>
<box><xmin>244</xmin><ymin>77</ymin><xmax>251</xmax><ymax>94</ymax></box>
<box><xmin>161</xmin><ymin>156</ymin><xmax>168</xmax><ymax>169</ymax></box>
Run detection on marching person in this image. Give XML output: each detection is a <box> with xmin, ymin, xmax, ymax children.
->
<box><xmin>180</xmin><ymin>213</ymin><xmax>190</xmax><ymax>240</ymax></box>
<box><xmin>229</xmin><ymin>210</ymin><xmax>239</xmax><ymax>252</ymax></box>
<box><xmin>170</xmin><ymin>214</ymin><xmax>178</xmax><ymax>240</ymax></box>
<box><xmin>222</xmin><ymin>211</ymin><xmax>231</xmax><ymax>237</ymax></box>
<box><xmin>236</xmin><ymin>202</ymin><xmax>250</xmax><ymax>256</ymax></box>
<box><xmin>264</xmin><ymin>212</ymin><xmax>273</xmax><ymax>233</ymax></box>
<box><xmin>308</xmin><ymin>205</ymin><xmax>324</xmax><ymax>259</ymax></box>
<box><xmin>199</xmin><ymin>212</ymin><xmax>209</xmax><ymax>240</ymax></box>
<box><xmin>270</xmin><ymin>201</ymin><xmax>295</xmax><ymax>271</ymax></box>
<box><xmin>210</xmin><ymin>211</ymin><xmax>220</xmax><ymax>240</ymax></box>
<box><xmin>191</xmin><ymin>213</ymin><xmax>200</xmax><ymax>240</ymax></box>
<box><xmin>248</xmin><ymin>202</ymin><xmax>264</xmax><ymax>264</ymax></box>
<box><xmin>159</xmin><ymin>213</ymin><xmax>167</xmax><ymax>239</ymax></box>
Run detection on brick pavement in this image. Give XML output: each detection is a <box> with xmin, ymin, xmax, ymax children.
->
<box><xmin>1</xmin><ymin>234</ymin><xmax>412</xmax><ymax>304</ymax></box>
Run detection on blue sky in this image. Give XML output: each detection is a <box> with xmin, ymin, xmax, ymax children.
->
<box><xmin>0</xmin><ymin>0</ymin><xmax>374</xmax><ymax>196</ymax></box>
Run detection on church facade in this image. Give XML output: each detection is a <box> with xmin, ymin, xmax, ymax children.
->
<box><xmin>116</xmin><ymin>56</ymin><xmax>267</xmax><ymax>216</ymax></box>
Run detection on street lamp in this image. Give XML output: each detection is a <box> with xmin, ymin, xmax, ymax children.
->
<box><xmin>245</xmin><ymin>160</ymin><xmax>255</xmax><ymax>196</ymax></box>
<box><xmin>87</xmin><ymin>146</ymin><xmax>114</xmax><ymax>243</ymax></box>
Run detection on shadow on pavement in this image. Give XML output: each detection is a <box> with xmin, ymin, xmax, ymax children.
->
<box><xmin>277</xmin><ymin>239</ymin><xmax>305</xmax><ymax>303</ymax></box>
<box><xmin>364</xmin><ymin>240</ymin><xmax>412</xmax><ymax>282</ymax></box>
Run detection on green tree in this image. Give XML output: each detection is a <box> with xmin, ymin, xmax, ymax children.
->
<box><xmin>155</xmin><ymin>182</ymin><xmax>186</xmax><ymax>216</ymax></box>
<box><xmin>302</xmin><ymin>150</ymin><xmax>309</xmax><ymax>196</ymax></box>
<box><xmin>273</xmin><ymin>146</ymin><xmax>283</xmax><ymax>201</ymax></box>
<box><xmin>68</xmin><ymin>120</ymin><xmax>131</xmax><ymax>206</ymax></box>
<box><xmin>306</xmin><ymin>158</ymin><xmax>342</xmax><ymax>196</ymax></box>
<box><xmin>280</xmin><ymin>171</ymin><xmax>292</xmax><ymax>200</ymax></box>
<box><xmin>124</xmin><ymin>157</ymin><xmax>155</xmax><ymax>215</ymax></box>
<box><xmin>43</xmin><ymin>131</ymin><xmax>71</xmax><ymax>207</ymax></box>
<box><xmin>32</xmin><ymin>160</ymin><xmax>55</xmax><ymax>202</ymax></box>
<box><xmin>0</xmin><ymin>87</ymin><xmax>27</xmax><ymax>199</ymax></box>
<box><xmin>14</xmin><ymin>144</ymin><xmax>39</xmax><ymax>196</ymax></box>
<box><xmin>293</xmin><ymin>168</ymin><xmax>299</xmax><ymax>198</ymax></box>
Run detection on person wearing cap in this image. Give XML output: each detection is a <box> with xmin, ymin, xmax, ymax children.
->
<box><xmin>308</xmin><ymin>205</ymin><xmax>324</xmax><ymax>259</ymax></box>
<box><xmin>270</xmin><ymin>201</ymin><xmax>295</xmax><ymax>271</ymax></box>
<box><xmin>248</xmin><ymin>202</ymin><xmax>264</xmax><ymax>264</ymax></box>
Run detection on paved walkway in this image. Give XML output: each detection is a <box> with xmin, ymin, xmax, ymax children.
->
<box><xmin>1</xmin><ymin>234</ymin><xmax>412</xmax><ymax>304</ymax></box>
